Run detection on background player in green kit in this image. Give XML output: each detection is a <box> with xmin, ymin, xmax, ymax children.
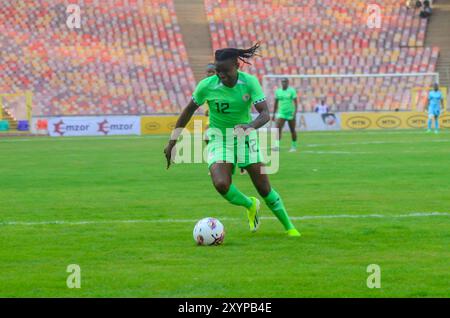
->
<box><xmin>272</xmin><ymin>78</ymin><xmax>298</xmax><ymax>152</ymax></box>
<box><xmin>164</xmin><ymin>44</ymin><xmax>300</xmax><ymax>237</ymax></box>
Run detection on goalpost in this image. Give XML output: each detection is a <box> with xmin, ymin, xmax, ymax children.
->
<box><xmin>0</xmin><ymin>91</ymin><xmax>33</xmax><ymax>130</ymax></box>
<box><xmin>263</xmin><ymin>73</ymin><xmax>444</xmax><ymax>113</ymax></box>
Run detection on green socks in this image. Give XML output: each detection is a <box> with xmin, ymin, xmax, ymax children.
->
<box><xmin>222</xmin><ymin>184</ymin><xmax>253</xmax><ymax>209</ymax></box>
<box><xmin>222</xmin><ymin>186</ymin><xmax>296</xmax><ymax>232</ymax></box>
<box><xmin>263</xmin><ymin>189</ymin><xmax>295</xmax><ymax>231</ymax></box>
<box><xmin>291</xmin><ymin>140</ymin><xmax>297</xmax><ymax>149</ymax></box>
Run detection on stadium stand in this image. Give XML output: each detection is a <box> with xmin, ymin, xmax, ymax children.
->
<box><xmin>0</xmin><ymin>0</ymin><xmax>446</xmax><ymax>118</ymax></box>
<box><xmin>204</xmin><ymin>0</ymin><xmax>440</xmax><ymax>111</ymax></box>
<box><xmin>173</xmin><ymin>0</ymin><xmax>214</xmax><ymax>82</ymax></box>
<box><xmin>425</xmin><ymin>0</ymin><xmax>450</xmax><ymax>88</ymax></box>
<box><xmin>0</xmin><ymin>0</ymin><xmax>196</xmax><ymax>116</ymax></box>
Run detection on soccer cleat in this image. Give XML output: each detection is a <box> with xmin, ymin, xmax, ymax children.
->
<box><xmin>271</xmin><ymin>146</ymin><xmax>280</xmax><ymax>152</ymax></box>
<box><xmin>289</xmin><ymin>147</ymin><xmax>297</xmax><ymax>153</ymax></box>
<box><xmin>247</xmin><ymin>197</ymin><xmax>261</xmax><ymax>232</ymax></box>
<box><xmin>435</xmin><ymin>130</ymin><xmax>439</xmax><ymax>134</ymax></box>
<box><xmin>287</xmin><ymin>228</ymin><xmax>301</xmax><ymax>237</ymax></box>
<box><xmin>426</xmin><ymin>129</ymin><xmax>432</xmax><ymax>133</ymax></box>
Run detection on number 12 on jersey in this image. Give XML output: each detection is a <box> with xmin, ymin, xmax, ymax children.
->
<box><xmin>215</xmin><ymin>102</ymin><xmax>230</xmax><ymax>114</ymax></box>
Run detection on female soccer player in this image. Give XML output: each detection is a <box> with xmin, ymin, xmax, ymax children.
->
<box><xmin>204</xmin><ymin>63</ymin><xmax>246</xmax><ymax>175</ymax></box>
<box><xmin>164</xmin><ymin>44</ymin><xmax>300</xmax><ymax>237</ymax></box>
<box><xmin>272</xmin><ymin>78</ymin><xmax>298</xmax><ymax>152</ymax></box>
<box><xmin>427</xmin><ymin>83</ymin><xmax>444</xmax><ymax>134</ymax></box>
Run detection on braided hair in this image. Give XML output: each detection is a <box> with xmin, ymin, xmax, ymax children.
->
<box><xmin>214</xmin><ymin>42</ymin><xmax>260</xmax><ymax>65</ymax></box>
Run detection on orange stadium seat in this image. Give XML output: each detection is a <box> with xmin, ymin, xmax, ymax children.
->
<box><xmin>0</xmin><ymin>1</ymin><xmax>441</xmax><ymax>114</ymax></box>
<box><xmin>204</xmin><ymin>0</ymin><xmax>439</xmax><ymax>111</ymax></box>
<box><xmin>0</xmin><ymin>0</ymin><xmax>195</xmax><ymax>115</ymax></box>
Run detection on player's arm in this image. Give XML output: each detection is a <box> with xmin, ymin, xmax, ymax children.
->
<box><xmin>251</xmin><ymin>101</ymin><xmax>271</xmax><ymax>129</ymax></box>
<box><xmin>292</xmin><ymin>89</ymin><xmax>300</xmax><ymax>113</ymax></box>
<box><xmin>165</xmin><ymin>79</ymin><xmax>207</xmax><ymax>168</ymax></box>
<box><xmin>272</xmin><ymin>99</ymin><xmax>278</xmax><ymax>121</ymax></box>
<box><xmin>164</xmin><ymin>100</ymin><xmax>199</xmax><ymax>169</ymax></box>
<box><xmin>235</xmin><ymin>75</ymin><xmax>269</xmax><ymax>130</ymax></box>
<box><xmin>235</xmin><ymin>101</ymin><xmax>270</xmax><ymax>132</ymax></box>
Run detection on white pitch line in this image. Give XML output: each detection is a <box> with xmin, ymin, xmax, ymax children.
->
<box><xmin>0</xmin><ymin>212</ymin><xmax>448</xmax><ymax>227</ymax></box>
<box><xmin>0</xmin><ymin>135</ymin><xmax>167</xmax><ymax>143</ymax></box>
<box><xmin>306</xmin><ymin>139</ymin><xmax>450</xmax><ymax>148</ymax></box>
<box><xmin>301</xmin><ymin>150</ymin><xmax>372</xmax><ymax>154</ymax></box>
<box><xmin>290</xmin><ymin>212</ymin><xmax>450</xmax><ymax>220</ymax></box>
<box><xmin>298</xmin><ymin>130</ymin><xmax>450</xmax><ymax>137</ymax></box>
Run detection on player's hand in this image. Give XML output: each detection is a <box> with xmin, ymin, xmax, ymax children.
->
<box><xmin>164</xmin><ymin>141</ymin><xmax>176</xmax><ymax>169</ymax></box>
<box><xmin>234</xmin><ymin>124</ymin><xmax>253</xmax><ymax>136</ymax></box>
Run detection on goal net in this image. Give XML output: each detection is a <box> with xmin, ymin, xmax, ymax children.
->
<box><xmin>262</xmin><ymin>73</ymin><xmax>442</xmax><ymax>112</ymax></box>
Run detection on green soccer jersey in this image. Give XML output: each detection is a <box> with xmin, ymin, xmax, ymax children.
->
<box><xmin>275</xmin><ymin>87</ymin><xmax>297</xmax><ymax>116</ymax></box>
<box><xmin>192</xmin><ymin>71</ymin><xmax>266</xmax><ymax>130</ymax></box>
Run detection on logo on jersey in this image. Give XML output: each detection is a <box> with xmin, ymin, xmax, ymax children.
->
<box><xmin>242</xmin><ymin>94</ymin><xmax>250</xmax><ymax>102</ymax></box>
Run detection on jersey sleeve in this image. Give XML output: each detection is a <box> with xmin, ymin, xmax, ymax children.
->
<box><xmin>248</xmin><ymin>75</ymin><xmax>266</xmax><ymax>105</ymax></box>
<box><xmin>192</xmin><ymin>79</ymin><xmax>208</xmax><ymax>106</ymax></box>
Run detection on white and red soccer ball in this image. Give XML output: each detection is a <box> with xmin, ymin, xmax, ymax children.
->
<box><xmin>193</xmin><ymin>218</ymin><xmax>225</xmax><ymax>246</ymax></box>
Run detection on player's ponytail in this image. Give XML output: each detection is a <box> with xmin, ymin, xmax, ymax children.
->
<box><xmin>215</xmin><ymin>42</ymin><xmax>260</xmax><ymax>65</ymax></box>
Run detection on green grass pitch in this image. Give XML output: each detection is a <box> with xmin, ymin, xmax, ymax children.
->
<box><xmin>0</xmin><ymin>130</ymin><xmax>449</xmax><ymax>297</ymax></box>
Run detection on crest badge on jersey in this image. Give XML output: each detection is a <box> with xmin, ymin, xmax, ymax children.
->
<box><xmin>242</xmin><ymin>94</ymin><xmax>250</xmax><ymax>102</ymax></box>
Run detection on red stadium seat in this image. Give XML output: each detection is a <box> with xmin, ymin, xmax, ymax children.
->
<box><xmin>204</xmin><ymin>0</ymin><xmax>438</xmax><ymax>111</ymax></box>
<box><xmin>0</xmin><ymin>0</ymin><xmax>195</xmax><ymax>115</ymax></box>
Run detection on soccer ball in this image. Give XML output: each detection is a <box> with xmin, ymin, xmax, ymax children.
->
<box><xmin>193</xmin><ymin>218</ymin><xmax>225</xmax><ymax>246</ymax></box>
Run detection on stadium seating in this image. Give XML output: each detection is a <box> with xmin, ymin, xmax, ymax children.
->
<box><xmin>205</xmin><ymin>0</ymin><xmax>440</xmax><ymax>111</ymax></box>
<box><xmin>0</xmin><ymin>0</ymin><xmax>196</xmax><ymax>115</ymax></box>
<box><xmin>0</xmin><ymin>0</ymin><xmax>441</xmax><ymax>115</ymax></box>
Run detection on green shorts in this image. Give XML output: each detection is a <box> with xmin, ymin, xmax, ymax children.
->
<box><xmin>276</xmin><ymin>111</ymin><xmax>295</xmax><ymax>121</ymax></box>
<box><xmin>207</xmin><ymin>129</ymin><xmax>262</xmax><ymax>173</ymax></box>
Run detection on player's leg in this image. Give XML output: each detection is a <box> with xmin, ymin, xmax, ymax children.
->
<box><xmin>244</xmin><ymin>163</ymin><xmax>300</xmax><ymax>236</ymax></box>
<box><xmin>209</xmin><ymin>162</ymin><xmax>253</xmax><ymax>209</ymax></box>
<box><xmin>273</xmin><ymin>118</ymin><xmax>286</xmax><ymax>151</ymax></box>
<box><xmin>207</xmin><ymin>132</ymin><xmax>258</xmax><ymax>219</ymax></box>
<box><xmin>277</xmin><ymin>118</ymin><xmax>286</xmax><ymax>142</ymax></box>
<box><xmin>427</xmin><ymin>112</ymin><xmax>433</xmax><ymax>132</ymax></box>
<box><xmin>434</xmin><ymin>114</ymin><xmax>440</xmax><ymax>133</ymax></box>
<box><xmin>287</xmin><ymin>118</ymin><xmax>298</xmax><ymax>152</ymax></box>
